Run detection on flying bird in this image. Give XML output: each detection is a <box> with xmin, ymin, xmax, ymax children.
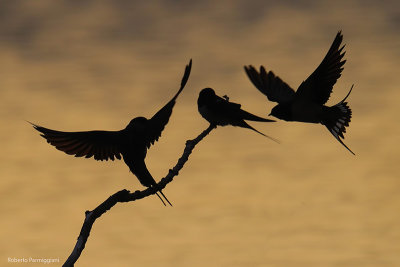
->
<box><xmin>31</xmin><ymin>59</ymin><xmax>192</xmax><ymax>206</ymax></box>
<box><xmin>244</xmin><ymin>31</ymin><xmax>354</xmax><ymax>154</ymax></box>
<box><xmin>197</xmin><ymin>87</ymin><xmax>277</xmax><ymax>142</ymax></box>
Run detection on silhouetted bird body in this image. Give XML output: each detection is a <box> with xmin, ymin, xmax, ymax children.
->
<box><xmin>245</xmin><ymin>31</ymin><xmax>354</xmax><ymax>154</ymax></box>
<box><xmin>197</xmin><ymin>87</ymin><xmax>277</xmax><ymax>141</ymax></box>
<box><xmin>31</xmin><ymin>59</ymin><xmax>192</xmax><ymax>206</ymax></box>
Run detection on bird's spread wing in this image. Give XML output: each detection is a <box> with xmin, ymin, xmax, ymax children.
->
<box><xmin>296</xmin><ymin>31</ymin><xmax>346</xmax><ymax>104</ymax></box>
<box><xmin>244</xmin><ymin>65</ymin><xmax>296</xmax><ymax>104</ymax></box>
<box><xmin>32</xmin><ymin>123</ymin><xmax>123</xmax><ymax>161</ymax></box>
<box><xmin>145</xmin><ymin>59</ymin><xmax>192</xmax><ymax>148</ymax></box>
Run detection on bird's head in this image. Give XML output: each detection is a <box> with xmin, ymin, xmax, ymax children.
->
<box><xmin>198</xmin><ymin>88</ymin><xmax>216</xmax><ymax>106</ymax></box>
<box><xmin>126</xmin><ymin>117</ymin><xmax>148</xmax><ymax>132</ymax></box>
<box><xmin>199</xmin><ymin>87</ymin><xmax>216</xmax><ymax>99</ymax></box>
<box><xmin>270</xmin><ymin>104</ymin><xmax>291</xmax><ymax>121</ymax></box>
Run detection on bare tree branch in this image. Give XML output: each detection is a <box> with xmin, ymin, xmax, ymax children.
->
<box><xmin>63</xmin><ymin>124</ymin><xmax>216</xmax><ymax>267</ymax></box>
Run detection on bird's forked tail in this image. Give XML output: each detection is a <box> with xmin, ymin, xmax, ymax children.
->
<box><xmin>323</xmin><ymin>85</ymin><xmax>355</xmax><ymax>155</ymax></box>
<box><xmin>156</xmin><ymin>189</ymin><xmax>173</xmax><ymax>207</ymax></box>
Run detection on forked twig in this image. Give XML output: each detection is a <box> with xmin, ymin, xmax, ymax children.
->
<box><xmin>63</xmin><ymin>124</ymin><xmax>215</xmax><ymax>267</ymax></box>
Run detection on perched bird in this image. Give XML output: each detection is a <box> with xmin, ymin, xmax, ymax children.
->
<box><xmin>197</xmin><ymin>87</ymin><xmax>277</xmax><ymax>142</ymax></box>
<box><xmin>31</xmin><ymin>59</ymin><xmax>192</xmax><ymax>206</ymax></box>
<box><xmin>244</xmin><ymin>31</ymin><xmax>354</xmax><ymax>154</ymax></box>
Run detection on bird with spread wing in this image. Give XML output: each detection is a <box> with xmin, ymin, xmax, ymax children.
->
<box><xmin>245</xmin><ymin>31</ymin><xmax>354</xmax><ymax>155</ymax></box>
<box><xmin>31</xmin><ymin>59</ymin><xmax>192</xmax><ymax>206</ymax></box>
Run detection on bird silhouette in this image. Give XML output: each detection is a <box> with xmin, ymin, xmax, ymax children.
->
<box><xmin>31</xmin><ymin>59</ymin><xmax>192</xmax><ymax>206</ymax></box>
<box><xmin>197</xmin><ymin>87</ymin><xmax>277</xmax><ymax>142</ymax></box>
<box><xmin>244</xmin><ymin>31</ymin><xmax>354</xmax><ymax>154</ymax></box>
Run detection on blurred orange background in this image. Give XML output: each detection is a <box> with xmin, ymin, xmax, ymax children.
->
<box><xmin>1</xmin><ymin>1</ymin><xmax>399</xmax><ymax>266</ymax></box>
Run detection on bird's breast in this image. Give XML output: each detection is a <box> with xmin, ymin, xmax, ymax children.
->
<box><xmin>199</xmin><ymin>104</ymin><xmax>229</xmax><ymax>126</ymax></box>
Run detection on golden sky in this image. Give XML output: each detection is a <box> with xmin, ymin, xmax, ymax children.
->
<box><xmin>1</xmin><ymin>1</ymin><xmax>399</xmax><ymax>266</ymax></box>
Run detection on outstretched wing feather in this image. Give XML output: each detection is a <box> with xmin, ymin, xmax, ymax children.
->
<box><xmin>296</xmin><ymin>31</ymin><xmax>346</xmax><ymax>104</ymax></box>
<box><xmin>32</xmin><ymin>123</ymin><xmax>123</xmax><ymax>161</ymax></box>
<box><xmin>145</xmin><ymin>59</ymin><xmax>192</xmax><ymax>148</ymax></box>
<box><xmin>245</xmin><ymin>65</ymin><xmax>296</xmax><ymax>104</ymax></box>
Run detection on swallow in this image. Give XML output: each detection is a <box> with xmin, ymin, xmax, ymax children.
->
<box><xmin>197</xmin><ymin>87</ymin><xmax>277</xmax><ymax>142</ymax></box>
<box><xmin>31</xmin><ymin>59</ymin><xmax>192</xmax><ymax>206</ymax></box>
<box><xmin>244</xmin><ymin>31</ymin><xmax>355</xmax><ymax>155</ymax></box>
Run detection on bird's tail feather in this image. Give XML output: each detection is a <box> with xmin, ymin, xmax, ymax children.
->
<box><xmin>324</xmin><ymin>85</ymin><xmax>354</xmax><ymax>155</ymax></box>
<box><xmin>155</xmin><ymin>192</ymin><xmax>167</xmax><ymax>206</ymax></box>
<box><xmin>240</xmin><ymin>109</ymin><xmax>275</xmax><ymax>122</ymax></box>
<box><xmin>241</xmin><ymin>121</ymin><xmax>280</xmax><ymax>143</ymax></box>
<box><xmin>153</xmin><ymin>188</ymin><xmax>172</xmax><ymax>206</ymax></box>
<box><xmin>159</xmin><ymin>190</ymin><xmax>173</xmax><ymax>207</ymax></box>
